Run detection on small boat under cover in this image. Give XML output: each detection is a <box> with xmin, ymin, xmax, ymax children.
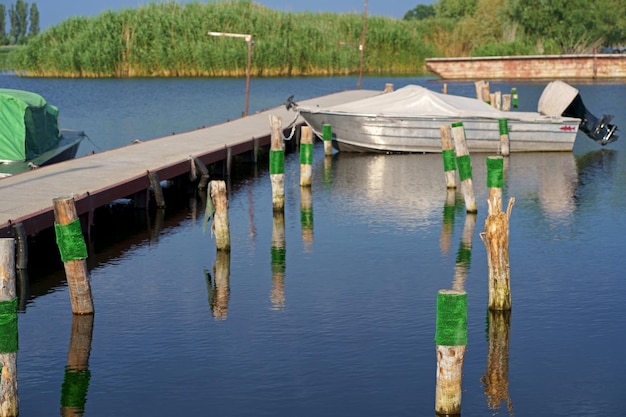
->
<box><xmin>0</xmin><ymin>88</ymin><xmax>85</xmax><ymax>178</ymax></box>
<box><xmin>291</xmin><ymin>80</ymin><xmax>618</xmax><ymax>153</ymax></box>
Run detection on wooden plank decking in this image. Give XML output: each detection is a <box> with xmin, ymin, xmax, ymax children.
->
<box><xmin>0</xmin><ymin>89</ymin><xmax>381</xmax><ymax>238</ymax></box>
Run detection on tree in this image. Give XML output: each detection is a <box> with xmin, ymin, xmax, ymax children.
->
<box><xmin>8</xmin><ymin>4</ymin><xmax>17</xmax><ymax>44</ymax></box>
<box><xmin>436</xmin><ymin>0</ymin><xmax>479</xmax><ymax>20</ymax></box>
<box><xmin>15</xmin><ymin>0</ymin><xmax>27</xmax><ymax>43</ymax></box>
<box><xmin>403</xmin><ymin>5</ymin><xmax>436</xmax><ymax>20</ymax></box>
<box><xmin>29</xmin><ymin>3</ymin><xmax>39</xmax><ymax>37</ymax></box>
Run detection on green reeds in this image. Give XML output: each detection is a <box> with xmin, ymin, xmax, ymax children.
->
<box><xmin>7</xmin><ymin>0</ymin><xmax>434</xmax><ymax>77</ymax></box>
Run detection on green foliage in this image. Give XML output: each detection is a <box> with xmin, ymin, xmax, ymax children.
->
<box><xmin>471</xmin><ymin>40</ymin><xmax>536</xmax><ymax>57</ymax></box>
<box><xmin>436</xmin><ymin>0</ymin><xmax>479</xmax><ymax>20</ymax></box>
<box><xmin>403</xmin><ymin>5</ymin><xmax>436</xmax><ymax>20</ymax></box>
<box><xmin>29</xmin><ymin>3</ymin><xmax>39</xmax><ymax>37</ymax></box>
<box><xmin>8</xmin><ymin>0</ymin><xmax>434</xmax><ymax>77</ymax></box>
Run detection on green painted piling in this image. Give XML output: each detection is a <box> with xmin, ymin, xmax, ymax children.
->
<box><xmin>322</xmin><ymin>124</ymin><xmax>333</xmax><ymax>156</ymax></box>
<box><xmin>300</xmin><ymin>126</ymin><xmax>314</xmax><ymax>187</ymax></box>
<box><xmin>498</xmin><ymin>119</ymin><xmax>510</xmax><ymax>156</ymax></box>
<box><xmin>0</xmin><ymin>238</ymin><xmax>18</xmax><ymax>417</ymax></box>
<box><xmin>435</xmin><ymin>289</ymin><xmax>467</xmax><ymax>416</ymax></box>
<box><xmin>269</xmin><ymin>115</ymin><xmax>285</xmax><ymax>210</ymax></box>
<box><xmin>451</xmin><ymin>122</ymin><xmax>477</xmax><ymax>213</ymax></box>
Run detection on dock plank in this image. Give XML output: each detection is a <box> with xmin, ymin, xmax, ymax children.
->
<box><xmin>0</xmin><ymin>89</ymin><xmax>380</xmax><ymax>237</ymax></box>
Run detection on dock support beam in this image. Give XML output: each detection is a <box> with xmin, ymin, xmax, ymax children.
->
<box><xmin>148</xmin><ymin>171</ymin><xmax>166</xmax><ymax>209</ymax></box>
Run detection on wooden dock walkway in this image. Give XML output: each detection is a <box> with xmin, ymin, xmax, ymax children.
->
<box><xmin>0</xmin><ymin>89</ymin><xmax>380</xmax><ymax>238</ymax></box>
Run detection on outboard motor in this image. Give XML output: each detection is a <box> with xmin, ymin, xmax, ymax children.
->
<box><xmin>538</xmin><ymin>80</ymin><xmax>618</xmax><ymax>146</ymax></box>
<box><xmin>562</xmin><ymin>95</ymin><xmax>618</xmax><ymax>145</ymax></box>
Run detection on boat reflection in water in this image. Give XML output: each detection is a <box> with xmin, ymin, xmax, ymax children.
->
<box><xmin>323</xmin><ymin>151</ymin><xmax>578</xmax><ymax>227</ymax></box>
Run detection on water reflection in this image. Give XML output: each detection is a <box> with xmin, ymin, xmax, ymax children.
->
<box><xmin>481</xmin><ymin>310</ymin><xmax>514</xmax><ymax>416</ymax></box>
<box><xmin>205</xmin><ymin>251</ymin><xmax>231</xmax><ymax>320</ymax></box>
<box><xmin>271</xmin><ymin>210</ymin><xmax>286</xmax><ymax>310</ymax></box>
<box><xmin>60</xmin><ymin>314</ymin><xmax>94</xmax><ymax>416</ymax></box>
<box><xmin>300</xmin><ymin>186</ymin><xmax>314</xmax><ymax>252</ymax></box>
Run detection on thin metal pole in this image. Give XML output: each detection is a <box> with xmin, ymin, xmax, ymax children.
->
<box><xmin>357</xmin><ymin>0</ymin><xmax>368</xmax><ymax>90</ymax></box>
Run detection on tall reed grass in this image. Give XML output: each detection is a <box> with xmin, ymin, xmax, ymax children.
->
<box><xmin>7</xmin><ymin>0</ymin><xmax>436</xmax><ymax>78</ymax></box>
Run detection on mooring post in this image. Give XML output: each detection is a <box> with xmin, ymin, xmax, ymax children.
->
<box><xmin>269</xmin><ymin>115</ymin><xmax>285</xmax><ymax>210</ymax></box>
<box><xmin>53</xmin><ymin>196</ymin><xmax>94</xmax><ymax>315</ymax></box>
<box><xmin>482</xmin><ymin>83</ymin><xmax>491</xmax><ymax>104</ymax></box>
<box><xmin>0</xmin><ymin>238</ymin><xmax>18</xmax><ymax>417</ymax></box>
<box><xmin>451</xmin><ymin>122</ymin><xmax>477</xmax><ymax>213</ymax></box>
<box><xmin>271</xmin><ymin>210</ymin><xmax>286</xmax><ymax>310</ymax></box>
<box><xmin>12</xmin><ymin>222</ymin><xmax>28</xmax><ymax>270</ymax></box>
<box><xmin>440</xmin><ymin>125</ymin><xmax>456</xmax><ymax>189</ymax></box>
<box><xmin>435</xmin><ymin>289</ymin><xmax>468</xmax><ymax>416</ymax></box>
<box><xmin>209</xmin><ymin>180</ymin><xmax>230</xmax><ymax>252</ymax></box>
<box><xmin>322</xmin><ymin>124</ymin><xmax>333</xmax><ymax>156</ymax></box>
<box><xmin>384</xmin><ymin>83</ymin><xmax>394</xmax><ymax>93</ymax></box>
<box><xmin>300</xmin><ymin>126</ymin><xmax>314</xmax><ymax>187</ymax></box>
<box><xmin>61</xmin><ymin>314</ymin><xmax>94</xmax><ymax>415</ymax></box>
<box><xmin>191</xmin><ymin>156</ymin><xmax>210</xmax><ymax>190</ymax></box>
<box><xmin>474</xmin><ymin>80</ymin><xmax>486</xmax><ymax>100</ymax></box>
<box><xmin>511</xmin><ymin>87</ymin><xmax>518</xmax><ymax>108</ymax></box>
<box><xmin>502</xmin><ymin>94</ymin><xmax>511</xmax><ymax>112</ymax></box>
<box><xmin>147</xmin><ymin>171</ymin><xmax>166</xmax><ymax>209</ymax></box>
<box><xmin>480</xmin><ymin>157</ymin><xmax>515</xmax><ymax>311</ymax></box>
<box><xmin>499</xmin><ymin>119</ymin><xmax>510</xmax><ymax>157</ymax></box>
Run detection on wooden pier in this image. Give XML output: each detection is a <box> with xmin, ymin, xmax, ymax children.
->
<box><xmin>0</xmin><ymin>89</ymin><xmax>380</xmax><ymax>239</ymax></box>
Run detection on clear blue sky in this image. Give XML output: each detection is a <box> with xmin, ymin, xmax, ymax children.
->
<box><xmin>7</xmin><ymin>0</ymin><xmax>434</xmax><ymax>30</ymax></box>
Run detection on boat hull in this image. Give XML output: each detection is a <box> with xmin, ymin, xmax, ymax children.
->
<box><xmin>299</xmin><ymin>111</ymin><xmax>578</xmax><ymax>153</ymax></box>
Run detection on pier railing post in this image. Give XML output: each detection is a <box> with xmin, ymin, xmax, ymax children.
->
<box><xmin>53</xmin><ymin>196</ymin><xmax>94</xmax><ymax>315</ymax></box>
<box><xmin>0</xmin><ymin>238</ymin><xmax>18</xmax><ymax>417</ymax></box>
<box><xmin>269</xmin><ymin>115</ymin><xmax>285</xmax><ymax>210</ymax></box>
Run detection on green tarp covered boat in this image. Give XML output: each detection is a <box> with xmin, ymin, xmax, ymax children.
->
<box><xmin>0</xmin><ymin>88</ymin><xmax>84</xmax><ymax>177</ymax></box>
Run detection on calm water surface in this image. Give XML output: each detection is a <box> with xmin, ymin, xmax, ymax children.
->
<box><xmin>2</xmin><ymin>74</ymin><xmax>626</xmax><ymax>416</ymax></box>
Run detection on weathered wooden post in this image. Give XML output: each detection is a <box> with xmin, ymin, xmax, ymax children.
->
<box><xmin>481</xmin><ymin>310</ymin><xmax>513</xmax><ymax>414</ymax></box>
<box><xmin>475</xmin><ymin>80</ymin><xmax>487</xmax><ymax>100</ymax></box>
<box><xmin>147</xmin><ymin>171</ymin><xmax>166</xmax><ymax>209</ymax></box>
<box><xmin>440</xmin><ymin>125</ymin><xmax>456</xmax><ymax>189</ymax></box>
<box><xmin>61</xmin><ymin>314</ymin><xmax>94</xmax><ymax>415</ymax></box>
<box><xmin>322</xmin><ymin>124</ymin><xmax>333</xmax><ymax>156</ymax></box>
<box><xmin>480</xmin><ymin>157</ymin><xmax>515</xmax><ymax>311</ymax></box>
<box><xmin>435</xmin><ymin>289</ymin><xmax>468</xmax><ymax>416</ymax></box>
<box><xmin>269</xmin><ymin>115</ymin><xmax>285</xmax><ymax>210</ymax></box>
<box><xmin>511</xmin><ymin>87</ymin><xmax>518</xmax><ymax>108</ymax></box>
<box><xmin>209</xmin><ymin>180</ymin><xmax>230</xmax><ymax>252</ymax></box>
<box><xmin>53</xmin><ymin>197</ymin><xmax>94</xmax><ymax>315</ymax></box>
<box><xmin>271</xmin><ymin>210</ymin><xmax>286</xmax><ymax>310</ymax></box>
<box><xmin>300</xmin><ymin>126</ymin><xmax>314</xmax><ymax>187</ymax></box>
<box><xmin>482</xmin><ymin>83</ymin><xmax>491</xmax><ymax>104</ymax></box>
<box><xmin>451</xmin><ymin>122</ymin><xmax>477</xmax><ymax>213</ymax></box>
<box><xmin>499</xmin><ymin>119</ymin><xmax>510</xmax><ymax>156</ymax></box>
<box><xmin>442</xmin><ymin>83</ymin><xmax>448</xmax><ymax>94</ymax></box>
<box><xmin>12</xmin><ymin>223</ymin><xmax>27</xmax><ymax>270</ymax></box>
<box><xmin>0</xmin><ymin>239</ymin><xmax>18</xmax><ymax>417</ymax></box>
<box><xmin>384</xmin><ymin>83</ymin><xmax>394</xmax><ymax>93</ymax></box>
<box><xmin>190</xmin><ymin>156</ymin><xmax>210</xmax><ymax>190</ymax></box>
<box><xmin>301</xmin><ymin>186</ymin><xmax>313</xmax><ymax>251</ymax></box>
<box><xmin>502</xmin><ymin>94</ymin><xmax>512</xmax><ymax>112</ymax></box>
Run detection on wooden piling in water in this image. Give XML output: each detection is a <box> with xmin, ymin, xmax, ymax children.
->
<box><xmin>480</xmin><ymin>157</ymin><xmax>514</xmax><ymax>311</ymax></box>
<box><xmin>269</xmin><ymin>115</ymin><xmax>285</xmax><ymax>210</ymax></box>
<box><xmin>435</xmin><ymin>289</ymin><xmax>467</xmax><ymax>416</ymax></box>
<box><xmin>384</xmin><ymin>83</ymin><xmax>394</xmax><ymax>93</ymax></box>
<box><xmin>502</xmin><ymin>94</ymin><xmax>512</xmax><ymax>112</ymax></box>
<box><xmin>322</xmin><ymin>124</ymin><xmax>333</xmax><ymax>156</ymax></box>
<box><xmin>12</xmin><ymin>223</ymin><xmax>27</xmax><ymax>270</ymax></box>
<box><xmin>190</xmin><ymin>156</ymin><xmax>210</xmax><ymax>190</ymax></box>
<box><xmin>499</xmin><ymin>119</ymin><xmax>510</xmax><ymax>156</ymax></box>
<box><xmin>0</xmin><ymin>238</ymin><xmax>18</xmax><ymax>417</ymax></box>
<box><xmin>53</xmin><ymin>196</ymin><xmax>94</xmax><ymax>315</ymax></box>
<box><xmin>209</xmin><ymin>180</ymin><xmax>230</xmax><ymax>252</ymax></box>
<box><xmin>511</xmin><ymin>87</ymin><xmax>518</xmax><ymax>108</ymax></box>
<box><xmin>451</xmin><ymin>122</ymin><xmax>477</xmax><ymax>213</ymax></box>
<box><xmin>148</xmin><ymin>171</ymin><xmax>166</xmax><ymax>209</ymax></box>
<box><xmin>440</xmin><ymin>125</ymin><xmax>456</xmax><ymax>189</ymax></box>
<box><xmin>300</xmin><ymin>126</ymin><xmax>313</xmax><ymax>187</ymax></box>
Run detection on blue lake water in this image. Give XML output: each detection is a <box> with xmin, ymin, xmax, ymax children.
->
<box><xmin>2</xmin><ymin>74</ymin><xmax>626</xmax><ymax>416</ymax></box>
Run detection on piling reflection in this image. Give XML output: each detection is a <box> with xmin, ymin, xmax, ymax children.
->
<box><xmin>271</xmin><ymin>209</ymin><xmax>286</xmax><ymax>310</ymax></box>
<box><xmin>205</xmin><ymin>251</ymin><xmax>231</xmax><ymax>320</ymax></box>
<box><xmin>16</xmin><ymin>268</ymin><xmax>29</xmax><ymax>311</ymax></box>
<box><xmin>60</xmin><ymin>314</ymin><xmax>94</xmax><ymax>417</ymax></box>
<box><xmin>300</xmin><ymin>186</ymin><xmax>314</xmax><ymax>252</ymax></box>
<box><xmin>481</xmin><ymin>310</ymin><xmax>514</xmax><ymax>416</ymax></box>
<box><xmin>453</xmin><ymin>213</ymin><xmax>476</xmax><ymax>292</ymax></box>
<box><xmin>439</xmin><ymin>189</ymin><xmax>457</xmax><ymax>254</ymax></box>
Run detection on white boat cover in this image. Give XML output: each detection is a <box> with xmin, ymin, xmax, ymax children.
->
<box><xmin>310</xmin><ymin>84</ymin><xmax>574</xmax><ymax>122</ymax></box>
